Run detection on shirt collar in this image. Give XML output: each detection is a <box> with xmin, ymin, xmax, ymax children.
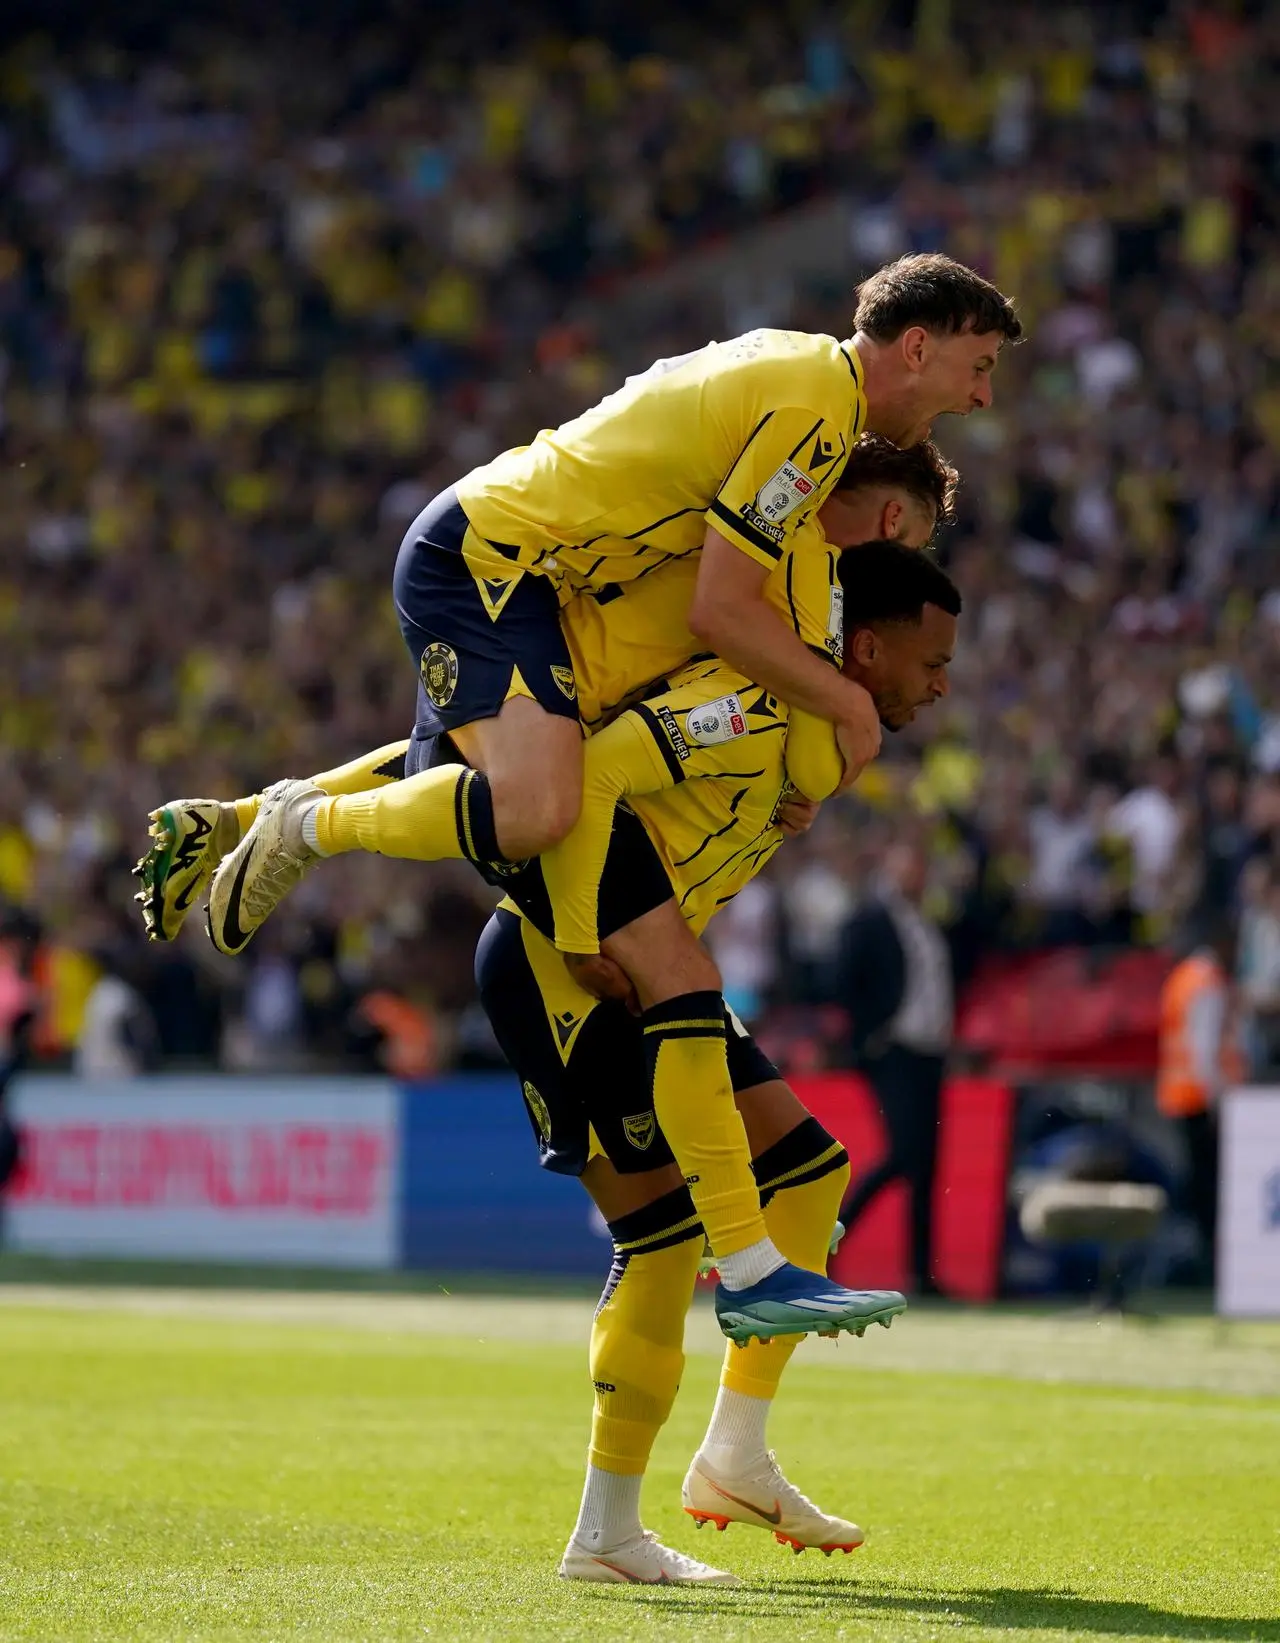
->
<box><xmin>839</xmin><ymin>339</ymin><xmax>864</xmax><ymax>391</ymax></box>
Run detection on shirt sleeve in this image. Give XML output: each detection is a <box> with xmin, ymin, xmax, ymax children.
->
<box><xmin>707</xmin><ymin>405</ymin><xmax>849</xmax><ymax>569</ymax></box>
<box><xmin>541</xmin><ymin>713</ymin><xmax>679</xmax><ymax>954</ymax></box>
<box><xmin>784</xmin><ymin>707</ymin><xmax>845</xmax><ymax>801</ymax></box>
<box><xmin>767</xmin><ymin>529</ymin><xmax>843</xmax><ymax>651</ymax></box>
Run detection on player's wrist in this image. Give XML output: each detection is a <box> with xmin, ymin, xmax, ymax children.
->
<box><xmin>818</xmin><ymin>674</ymin><xmax>874</xmax><ymax>728</ymax></box>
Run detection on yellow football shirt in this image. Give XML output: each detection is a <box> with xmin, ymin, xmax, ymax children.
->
<box><xmin>627</xmin><ymin>660</ymin><xmax>792</xmax><ymax>935</ymax></box>
<box><xmin>505</xmin><ymin>656</ymin><xmax>804</xmax><ymax>1071</ymax></box>
<box><xmin>499</xmin><ymin>534</ymin><xmax>848</xmax><ymax>1047</ymax></box>
<box><xmin>562</xmin><ymin>518</ymin><xmax>844</xmax><ymax>730</ymax></box>
<box><xmin>453</xmin><ymin>329</ymin><xmax>866</xmax><ymax>600</ymax></box>
<box><xmin>536</xmin><ymin>522</ymin><xmax>847</xmax><ymax>952</ymax></box>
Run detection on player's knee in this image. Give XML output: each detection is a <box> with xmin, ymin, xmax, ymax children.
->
<box><xmin>492</xmin><ymin>775</ymin><xmax>581</xmax><ymax>858</ymax></box>
<box><xmin>675</xmin><ymin>945</ymin><xmax>721</xmax><ymax>994</ymax></box>
<box><xmin>531</xmin><ymin>777</ymin><xmax>582</xmax><ymax>847</ymax></box>
<box><xmin>605</xmin><ymin>911</ymin><xmax>722</xmax><ymax>1003</ymax></box>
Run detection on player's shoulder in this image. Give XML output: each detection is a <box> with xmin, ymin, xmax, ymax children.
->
<box><xmin>638</xmin><ymin>657</ymin><xmax>786</xmax><ymax>758</ymax></box>
<box><xmin>778</xmin><ymin>516</ymin><xmax>832</xmax><ymax>557</ymax></box>
<box><xmin>713</xmin><ymin>328</ymin><xmax>859</xmax><ymax>393</ymax></box>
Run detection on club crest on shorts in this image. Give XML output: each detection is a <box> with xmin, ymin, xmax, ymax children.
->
<box><xmin>686</xmin><ymin>693</ymin><xmax>747</xmax><ymax>747</ymax></box>
<box><xmin>550</xmin><ymin>664</ymin><xmax>577</xmax><ymax>700</ymax></box>
<box><xmin>523</xmin><ymin>1080</ymin><xmax>552</xmax><ymax>1143</ymax></box>
<box><xmin>622</xmin><ymin>1111</ymin><xmax>657</xmax><ymax>1150</ymax></box>
<box><xmin>420</xmin><ymin>643</ymin><xmax>459</xmax><ymax>708</ymax></box>
<box><xmin>755</xmin><ymin>460</ymin><xmax>815</xmax><ymax>524</ymax></box>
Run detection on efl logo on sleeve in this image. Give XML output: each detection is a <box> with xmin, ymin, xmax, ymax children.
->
<box><xmin>827</xmin><ymin>584</ymin><xmax>845</xmax><ymax>661</ymax></box>
<box><xmin>686</xmin><ymin>694</ymin><xmax>747</xmax><ymax>747</ymax></box>
<box><xmin>755</xmin><ymin>461</ymin><xmax>815</xmax><ymax>524</ymax></box>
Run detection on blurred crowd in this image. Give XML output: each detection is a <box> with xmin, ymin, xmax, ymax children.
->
<box><xmin>3</xmin><ymin>0</ymin><xmax>1280</xmax><ymax>1077</ymax></box>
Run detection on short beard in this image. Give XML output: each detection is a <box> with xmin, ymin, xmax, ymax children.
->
<box><xmin>873</xmin><ymin>698</ymin><xmax>904</xmax><ymax>732</ymax></box>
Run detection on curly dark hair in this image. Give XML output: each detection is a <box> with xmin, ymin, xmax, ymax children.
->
<box><xmin>834</xmin><ymin>431</ymin><xmax>959</xmax><ymax>527</ymax></box>
<box><xmin>854</xmin><ymin>253</ymin><xmax>1022</xmax><ymax>344</ymax></box>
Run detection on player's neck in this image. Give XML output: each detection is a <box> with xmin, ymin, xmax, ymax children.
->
<box><xmin>850</xmin><ymin>332</ymin><xmax>914</xmax><ymax>443</ymax></box>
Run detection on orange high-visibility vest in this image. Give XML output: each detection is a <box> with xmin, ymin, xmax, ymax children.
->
<box><xmin>1156</xmin><ymin>954</ymin><xmax>1244</xmax><ymax>1117</ymax></box>
<box><xmin>357</xmin><ymin>991</ymin><xmax>437</xmax><ymax>1081</ymax></box>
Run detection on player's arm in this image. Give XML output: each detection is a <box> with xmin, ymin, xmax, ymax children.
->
<box><xmin>693</xmin><ymin>398</ymin><xmax>878</xmax><ymax>773</ymax></box>
<box><xmin>689</xmin><ymin>530</ymin><xmax>875</xmax><ymax>779</ymax></box>
<box><xmin>690</xmin><ymin>531</ymin><xmax>858</xmax><ymax>724</ymax></box>
<box><xmin>783</xmin><ymin>706</ymin><xmax>846</xmax><ymax>802</ymax></box>
<box><xmin>540</xmin><ymin>710</ymin><xmax>682</xmax><ymax>956</ymax></box>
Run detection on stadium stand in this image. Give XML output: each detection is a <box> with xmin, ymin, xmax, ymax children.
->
<box><xmin>2</xmin><ymin>0</ymin><xmax>1279</xmax><ymax>1072</ymax></box>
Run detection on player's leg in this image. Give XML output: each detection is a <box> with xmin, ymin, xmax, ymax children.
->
<box><xmin>586</xmin><ymin>898</ymin><xmax>899</xmax><ymax>1340</ymax></box>
<box><xmin>569</xmin><ymin>999</ymin><xmax>896</xmax><ymax>1561</ymax></box>
<box><xmin>206</xmin><ymin>490</ymin><xmax>583</xmax><ymax>954</ymax></box>
<box><xmin>685</xmin><ymin>1067</ymin><xmax>870</xmax><ymax>1554</ymax></box>
<box><xmin>561</xmin><ymin>1158</ymin><xmax>737</xmax><ymax>1585</ymax></box>
<box><xmin>305</xmin><ymin>697</ymin><xmax>583</xmax><ymax>866</ymax></box>
<box><xmin>596</xmin><ymin>900</ymin><xmax>782</xmax><ymax>1282</ymax></box>
<box><xmin>133</xmin><ymin>741</ymin><xmax>411</xmax><ymax>942</ymax></box>
<box><xmin>472</xmin><ymin>909</ymin><xmax>733</xmax><ymax>1585</ymax></box>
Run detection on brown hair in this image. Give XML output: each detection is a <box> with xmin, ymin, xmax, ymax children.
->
<box><xmin>854</xmin><ymin>253</ymin><xmax>1022</xmax><ymax>344</ymax></box>
<box><xmin>834</xmin><ymin>432</ymin><xmax>959</xmax><ymax>526</ymax></box>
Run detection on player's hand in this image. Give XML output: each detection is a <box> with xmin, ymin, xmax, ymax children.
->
<box><xmin>565</xmin><ymin>952</ymin><xmax>640</xmax><ymax>1015</ymax></box>
<box><xmin>835</xmin><ymin>682</ymin><xmax>881</xmax><ymax>789</ymax></box>
<box><xmin>777</xmin><ymin>795</ymin><xmax>820</xmax><ymax>836</ymax></box>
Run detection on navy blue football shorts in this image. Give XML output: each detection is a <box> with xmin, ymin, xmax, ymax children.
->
<box><xmin>474</xmin><ymin>908</ymin><xmax>780</xmax><ymax>1177</ymax></box>
<box><xmin>393</xmin><ymin>486</ymin><xmax>580</xmax><ymax>737</ymax></box>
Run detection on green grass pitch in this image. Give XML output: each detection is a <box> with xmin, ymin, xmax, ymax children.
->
<box><xmin>0</xmin><ymin>1287</ymin><xmax>1277</xmax><ymax>1641</ymax></box>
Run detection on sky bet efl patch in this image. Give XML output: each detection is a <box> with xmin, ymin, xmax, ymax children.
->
<box><xmin>827</xmin><ymin>583</ymin><xmax>844</xmax><ymax>660</ymax></box>
<box><xmin>686</xmin><ymin>694</ymin><xmax>747</xmax><ymax>746</ymax></box>
<box><xmin>755</xmin><ymin>460</ymin><xmax>815</xmax><ymax>524</ymax></box>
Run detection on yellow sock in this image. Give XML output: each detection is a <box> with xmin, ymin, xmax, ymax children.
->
<box><xmin>641</xmin><ymin>992</ymin><xmax>767</xmax><ymax>1258</ymax></box>
<box><xmin>722</xmin><ymin>1137</ymin><xmax>851</xmax><ymax>1400</ymax></box>
<box><xmin>311</xmin><ymin>740</ymin><xmax>411</xmax><ymax>795</ymax></box>
<box><xmin>230</xmin><ymin>741</ymin><xmax>411</xmax><ymax>840</ymax></box>
<box><xmin>311</xmin><ymin>765</ymin><xmax>501</xmax><ymax>865</ymax></box>
<box><xmin>589</xmin><ymin>1223</ymin><xmax>702</xmax><ymax>1475</ymax></box>
<box><xmin>233</xmin><ymin>795</ymin><xmax>261</xmax><ymax>836</ymax></box>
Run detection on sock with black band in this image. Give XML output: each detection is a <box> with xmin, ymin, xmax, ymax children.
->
<box><xmin>571</xmin><ymin>1195</ymin><xmax>702</xmax><ymax>1551</ymax></box>
<box><xmin>311</xmin><ymin>765</ymin><xmax>506</xmax><ymax>865</ymax></box>
<box><xmin>231</xmin><ymin>740</ymin><xmax>413</xmax><ymax>841</ymax></box>
<box><xmin>640</xmin><ymin>990</ymin><xmax>776</xmax><ymax>1273</ymax></box>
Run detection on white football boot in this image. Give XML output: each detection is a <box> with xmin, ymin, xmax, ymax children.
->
<box><xmin>558</xmin><ymin>1528</ymin><xmax>739</xmax><ymax>1585</ymax></box>
<box><xmin>683</xmin><ymin>1450</ymin><xmax>864</xmax><ymax>1555</ymax></box>
<box><xmin>206</xmin><ymin>779</ymin><xmax>324</xmax><ymax>956</ymax></box>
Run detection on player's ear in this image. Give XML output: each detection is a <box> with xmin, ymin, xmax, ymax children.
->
<box><xmin>847</xmin><ymin>625</ymin><xmax>879</xmax><ymax>667</ymax></box>
<box><xmin>901</xmin><ymin>326</ymin><xmax>928</xmax><ymax>372</ymax></box>
<box><xmin>882</xmin><ymin>499</ymin><xmax>904</xmax><ymax>540</ymax></box>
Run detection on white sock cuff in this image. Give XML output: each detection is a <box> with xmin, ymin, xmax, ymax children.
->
<box><xmin>717</xmin><ymin>1236</ymin><xmax>786</xmax><ymax>1292</ymax></box>
<box><xmin>570</xmin><ymin>1463</ymin><xmax>644</xmax><ymax>1552</ymax></box>
<box><xmin>700</xmin><ymin>1385</ymin><xmax>772</xmax><ymax>1466</ymax></box>
<box><xmin>300</xmin><ymin>800</ymin><xmax>326</xmax><ymax>856</ymax></box>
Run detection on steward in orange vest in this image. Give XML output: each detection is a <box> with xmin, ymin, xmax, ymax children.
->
<box><xmin>1157</xmin><ymin>946</ymin><xmax>1244</xmax><ymax>1119</ymax></box>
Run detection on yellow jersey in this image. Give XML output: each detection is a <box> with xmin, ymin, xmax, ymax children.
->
<box><xmin>504</xmin><ymin>654</ymin><xmax>805</xmax><ymax>1071</ymax></box>
<box><xmin>562</xmin><ymin>518</ymin><xmax>845</xmax><ymax>731</ymax></box>
<box><xmin>496</xmin><ymin>530</ymin><xmax>848</xmax><ymax>1036</ymax></box>
<box><xmin>531</xmin><ymin>521</ymin><xmax>847</xmax><ymax>951</ymax></box>
<box><xmin>453</xmin><ymin>329</ymin><xmax>866</xmax><ymax>599</ymax></box>
<box><xmin>507</xmin><ymin>646</ymin><xmax>842</xmax><ymax>954</ymax></box>
<box><xmin>628</xmin><ymin>660</ymin><xmax>793</xmax><ymax>935</ymax></box>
